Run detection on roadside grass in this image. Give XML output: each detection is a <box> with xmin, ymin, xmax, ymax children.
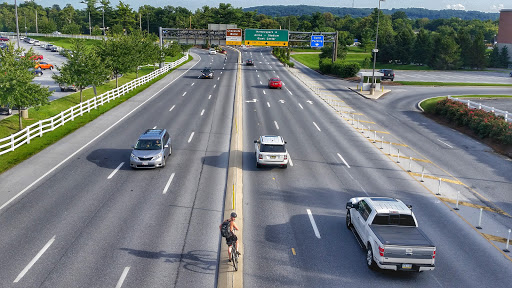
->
<box><xmin>419</xmin><ymin>95</ymin><xmax>512</xmax><ymax>113</ymax></box>
<box><xmin>0</xmin><ymin>55</ymin><xmax>191</xmax><ymax>174</ymax></box>
<box><xmin>291</xmin><ymin>54</ymin><xmax>320</xmax><ymax>70</ymax></box>
<box><xmin>396</xmin><ymin>81</ymin><xmax>512</xmax><ymax>87</ymax></box>
<box><xmin>290</xmin><ymin>48</ymin><xmax>322</xmax><ymax>53</ymax></box>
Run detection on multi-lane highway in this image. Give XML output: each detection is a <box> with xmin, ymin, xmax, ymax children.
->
<box><xmin>0</xmin><ymin>45</ymin><xmax>511</xmax><ymax>287</ymax></box>
<box><xmin>0</xmin><ymin>49</ymin><xmax>235</xmax><ymax>287</ymax></box>
<box><xmin>241</xmin><ymin>47</ymin><xmax>512</xmax><ymax>287</ymax></box>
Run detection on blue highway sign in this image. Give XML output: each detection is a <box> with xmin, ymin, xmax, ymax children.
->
<box><xmin>311</xmin><ymin>35</ymin><xmax>324</xmax><ymax>47</ymax></box>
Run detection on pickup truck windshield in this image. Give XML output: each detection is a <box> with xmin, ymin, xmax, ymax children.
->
<box><xmin>372</xmin><ymin>214</ymin><xmax>416</xmax><ymax>226</ymax></box>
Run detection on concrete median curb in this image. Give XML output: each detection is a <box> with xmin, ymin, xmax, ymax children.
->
<box><xmin>217</xmin><ymin>47</ymin><xmax>244</xmax><ymax>288</ymax></box>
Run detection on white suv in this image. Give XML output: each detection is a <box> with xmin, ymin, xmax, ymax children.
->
<box><xmin>254</xmin><ymin>135</ymin><xmax>288</xmax><ymax>168</ymax></box>
<box><xmin>209</xmin><ymin>48</ymin><xmax>216</xmax><ymax>55</ymax></box>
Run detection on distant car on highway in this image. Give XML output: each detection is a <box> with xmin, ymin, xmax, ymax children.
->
<box><xmin>35</xmin><ymin>62</ymin><xmax>54</xmax><ymax>70</ymax></box>
<box><xmin>201</xmin><ymin>67</ymin><xmax>214</xmax><ymax>79</ymax></box>
<box><xmin>45</xmin><ymin>44</ymin><xmax>54</xmax><ymax>50</ymax></box>
<box><xmin>268</xmin><ymin>77</ymin><xmax>282</xmax><ymax>89</ymax></box>
<box><xmin>246</xmin><ymin>59</ymin><xmax>254</xmax><ymax>66</ymax></box>
<box><xmin>379</xmin><ymin>69</ymin><xmax>395</xmax><ymax>81</ymax></box>
<box><xmin>0</xmin><ymin>36</ymin><xmax>9</xmax><ymax>42</ymax></box>
<box><xmin>209</xmin><ymin>48</ymin><xmax>216</xmax><ymax>55</ymax></box>
<box><xmin>28</xmin><ymin>38</ymin><xmax>35</xmax><ymax>44</ymax></box>
<box><xmin>254</xmin><ymin>135</ymin><xmax>288</xmax><ymax>168</ymax></box>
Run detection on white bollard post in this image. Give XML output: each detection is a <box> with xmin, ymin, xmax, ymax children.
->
<box><xmin>380</xmin><ymin>136</ymin><xmax>384</xmax><ymax>149</ymax></box>
<box><xmin>421</xmin><ymin>167</ymin><xmax>425</xmax><ymax>182</ymax></box>
<box><xmin>408</xmin><ymin>157</ymin><xmax>412</xmax><ymax>172</ymax></box>
<box><xmin>436</xmin><ymin>178</ymin><xmax>441</xmax><ymax>195</ymax></box>
<box><xmin>504</xmin><ymin>229</ymin><xmax>511</xmax><ymax>252</ymax></box>
<box><xmin>373</xmin><ymin>131</ymin><xmax>377</xmax><ymax>143</ymax></box>
<box><xmin>454</xmin><ymin>191</ymin><xmax>460</xmax><ymax>210</ymax></box>
<box><xmin>357</xmin><ymin>118</ymin><xmax>360</xmax><ymax>129</ymax></box>
<box><xmin>389</xmin><ymin>143</ymin><xmax>392</xmax><ymax>156</ymax></box>
<box><xmin>352</xmin><ymin>114</ymin><xmax>354</xmax><ymax>125</ymax></box>
<box><xmin>396</xmin><ymin>149</ymin><xmax>400</xmax><ymax>163</ymax></box>
<box><xmin>476</xmin><ymin>208</ymin><xmax>483</xmax><ymax>229</ymax></box>
<box><xmin>367</xmin><ymin>126</ymin><xmax>370</xmax><ymax>138</ymax></box>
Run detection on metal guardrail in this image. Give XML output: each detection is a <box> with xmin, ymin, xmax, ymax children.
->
<box><xmin>448</xmin><ymin>96</ymin><xmax>509</xmax><ymax>122</ymax></box>
<box><xmin>0</xmin><ymin>53</ymin><xmax>188</xmax><ymax>156</ymax></box>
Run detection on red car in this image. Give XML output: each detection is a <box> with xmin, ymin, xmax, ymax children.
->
<box><xmin>22</xmin><ymin>54</ymin><xmax>43</xmax><ymax>61</ymax></box>
<box><xmin>268</xmin><ymin>78</ymin><xmax>282</xmax><ymax>89</ymax></box>
<box><xmin>0</xmin><ymin>36</ymin><xmax>9</xmax><ymax>42</ymax></box>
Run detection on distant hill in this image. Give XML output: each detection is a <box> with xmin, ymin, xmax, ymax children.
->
<box><xmin>243</xmin><ymin>5</ymin><xmax>499</xmax><ymax>21</ymax></box>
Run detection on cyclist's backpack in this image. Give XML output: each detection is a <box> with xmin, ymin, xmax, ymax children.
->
<box><xmin>221</xmin><ymin>220</ymin><xmax>231</xmax><ymax>238</ymax></box>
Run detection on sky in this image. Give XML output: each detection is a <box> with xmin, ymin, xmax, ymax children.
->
<box><xmin>28</xmin><ymin>1</ymin><xmax>509</xmax><ymax>13</ymax></box>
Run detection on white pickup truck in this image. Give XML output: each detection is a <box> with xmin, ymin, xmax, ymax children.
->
<box><xmin>346</xmin><ymin>197</ymin><xmax>436</xmax><ymax>272</ymax></box>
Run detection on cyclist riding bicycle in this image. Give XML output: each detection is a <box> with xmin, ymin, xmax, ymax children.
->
<box><xmin>220</xmin><ymin>212</ymin><xmax>241</xmax><ymax>262</ymax></box>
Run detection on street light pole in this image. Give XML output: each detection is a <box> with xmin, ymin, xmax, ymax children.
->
<box><xmin>371</xmin><ymin>0</ymin><xmax>385</xmax><ymax>93</ymax></box>
<box><xmin>24</xmin><ymin>13</ymin><xmax>27</xmax><ymax>35</ymax></box>
<box><xmin>102</xmin><ymin>7</ymin><xmax>105</xmax><ymax>35</ymax></box>
<box><xmin>35</xmin><ymin>9</ymin><xmax>38</xmax><ymax>33</ymax></box>
<box><xmin>14</xmin><ymin>0</ymin><xmax>20</xmax><ymax>48</ymax></box>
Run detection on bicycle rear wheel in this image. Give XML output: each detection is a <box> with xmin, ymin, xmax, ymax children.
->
<box><xmin>232</xmin><ymin>252</ymin><xmax>238</xmax><ymax>271</ymax></box>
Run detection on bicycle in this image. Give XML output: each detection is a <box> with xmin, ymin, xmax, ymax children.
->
<box><xmin>228</xmin><ymin>242</ymin><xmax>239</xmax><ymax>271</ymax></box>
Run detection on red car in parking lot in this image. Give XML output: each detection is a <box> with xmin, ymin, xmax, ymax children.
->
<box><xmin>0</xmin><ymin>36</ymin><xmax>9</xmax><ymax>42</ymax></box>
<box><xmin>22</xmin><ymin>54</ymin><xmax>43</xmax><ymax>61</ymax></box>
<box><xmin>268</xmin><ymin>78</ymin><xmax>282</xmax><ymax>89</ymax></box>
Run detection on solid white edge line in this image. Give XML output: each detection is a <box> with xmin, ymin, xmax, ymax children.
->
<box><xmin>163</xmin><ymin>173</ymin><xmax>175</xmax><ymax>194</ymax></box>
<box><xmin>274</xmin><ymin>121</ymin><xmax>279</xmax><ymax>130</ymax></box>
<box><xmin>287</xmin><ymin>88</ymin><xmax>292</xmax><ymax>95</ymax></box>
<box><xmin>267</xmin><ymin>102</ymin><xmax>270</xmax><ymax>107</ymax></box>
<box><xmin>188</xmin><ymin>132</ymin><xmax>195</xmax><ymax>143</ymax></box>
<box><xmin>108</xmin><ymin>162</ymin><xmax>125</xmax><ymax>179</ymax></box>
<box><xmin>0</xmin><ymin>55</ymin><xmax>198</xmax><ymax>213</ymax></box>
<box><xmin>288</xmin><ymin>154</ymin><xmax>293</xmax><ymax>166</ymax></box>
<box><xmin>298</xmin><ymin>103</ymin><xmax>304</xmax><ymax>109</ymax></box>
<box><xmin>306</xmin><ymin>209</ymin><xmax>321</xmax><ymax>239</ymax></box>
<box><xmin>313</xmin><ymin>122</ymin><xmax>321</xmax><ymax>131</ymax></box>
<box><xmin>182</xmin><ymin>92</ymin><xmax>187</xmax><ymax>97</ymax></box>
<box><xmin>201</xmin><ymin>109</ymin><xmax>205</xmax><ymax>116</ymax></box>
<box><xmin>337</xmin><ymin>153</ymin><xmax>351</xmax><ymax>168</ymax></box>
<box><xmin>263</xmin><ymin>90</ymin><xmax>266</xmax><ymax>95</ymax></box>
<box><xmin>115</xmin><ymin>267</ymin><xmax>131</xmax><ymax>288</ymax></box>
<box><xmin>14</xmin><ymin>236</ymin><xmax>56</xmax><ymax>283</ymax></box>
<box><xmin>169</xmin><ymin>105</ymin><xmax>175</xmax><ymax>112</ymax></box>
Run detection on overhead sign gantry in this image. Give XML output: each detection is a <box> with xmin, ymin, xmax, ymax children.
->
<box><xmin>244</xmin><ymin>29</ymin><xmax>289</xmax><ymax>47</ymax></box>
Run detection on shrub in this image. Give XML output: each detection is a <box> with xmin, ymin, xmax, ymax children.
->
<box><xmin>318</xmin><ymin>58</ymin><xmax>360</xmax><ymax>78</ymax></box>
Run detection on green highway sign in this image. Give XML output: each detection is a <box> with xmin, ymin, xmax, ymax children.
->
<box><xmin>245</xmin><ymin>29</ymin><xmax>289</xmax><ymax>43</ymax></box>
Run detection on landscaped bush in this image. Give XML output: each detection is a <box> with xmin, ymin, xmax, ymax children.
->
<box><xmin>319</xmin><ymin>58</ymin><xmax>360</xmax><ymax>78</ymax></box>
<box><xmin>432</xmin><ymin>98</ymin><xmax>512</xmax><ymax>144</ymax></box>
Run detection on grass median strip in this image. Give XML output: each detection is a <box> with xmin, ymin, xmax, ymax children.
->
<box><xmin>0</xmin><ymin>55</ymin><xmax>191</xmax><ymax>174</ymax></box>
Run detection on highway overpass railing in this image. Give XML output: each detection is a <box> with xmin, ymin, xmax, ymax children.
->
<box><xmin>448</xmin><ymin>96</ymin><xmax>509</xmax><ymax>122</ymax></box>
<box><xmin>0</xmin><ymin>53</ymin><xmax>188</xmax><ymax>156</ymax></box>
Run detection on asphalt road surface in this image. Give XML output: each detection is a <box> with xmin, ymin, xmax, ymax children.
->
<box><xmin>0</xmin><ymin>48</ymin><xmax>235</xmax><ymax>287</ymax></box>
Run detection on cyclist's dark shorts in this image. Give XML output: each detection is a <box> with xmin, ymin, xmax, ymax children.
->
<box><xmin>226</xmin><ymin>234</ymin><xmax>238</xmax><ymax>245</ymax></box>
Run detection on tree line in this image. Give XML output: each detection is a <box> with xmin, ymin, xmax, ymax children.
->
<box><xmin>0</xmin><ymin>1</ymin><xmax>509</xmax><ymax>70</ymax></box>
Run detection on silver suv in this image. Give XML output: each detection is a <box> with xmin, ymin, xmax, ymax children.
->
<box><xmin>130</xmin><ymin>129</ymin><xmax>171</xmax><ymax>168</ymax></box>
<box><xmin>254</xmin><ymin>135</ymin><xmax>288</xmax><ymax>168</ymax></box>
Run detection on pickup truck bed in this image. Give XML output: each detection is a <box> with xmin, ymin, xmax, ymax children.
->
<box><xmin>372</xmin><ymin>225</ymin><xmax>434</xmax><ymax>247</ymax></box>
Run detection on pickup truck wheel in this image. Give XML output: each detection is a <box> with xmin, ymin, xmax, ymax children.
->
<box><xmin>366</xmin><ymin>245</ymin><xmax>377</xmax><ymax>270</ymax></box>
<box><xmin>346</xmin><ymin>211</ymin><xmax>352</xmax><ymax>229</ymax></box>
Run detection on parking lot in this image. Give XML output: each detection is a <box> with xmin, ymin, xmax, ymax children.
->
<box><xmin>361</xmin><ymin>69</ymin><xmax>512</xmax><ymax>84</ymax></box>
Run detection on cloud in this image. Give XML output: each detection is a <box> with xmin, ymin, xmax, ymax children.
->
<box><xmin>491</xmin><ymin>4</ymin><xmax>505</xmax><ymax>11</ymax></box>
<box><xmin>446</xmin><ymin>4</ymin><xmax>466</xmax><ymax>10</ymax></box>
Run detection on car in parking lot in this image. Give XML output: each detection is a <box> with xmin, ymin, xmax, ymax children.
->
<box><xmin>22</xmin><ymin>54</ymin><xmax>43</xmax><ymax>61</ymax></box>
<box><xmin>379</xmin><ymin>69</ymin><xmax>395</xmax><ymax>81</ymax></box>
<box><xmin>0</xmin><ymin>36</ymin><xmax>9</xmax><ymax>42</ymax></box>
<box><xmin>246</xmin><ymin>59</ymin><xmax>254</xmax><ymax>66</ymax></box>
<box><xmin>35</xmin><ymin>62</ymin><xmax>54</xmax><ymax>70</ymax></box>
<box><xmin>509</xmin><ymin>71</ymin><xmax>512</xmax><ymax>77</ymax></box>
<box><xmin>254</xmin><ymin>135</ymin><xmax>288</xmax><ymax>168</ymax></box>
<box><xmin>209</xmin><ymin>48</ymin><xmax>216</xmax><ymax>55</ymax></box>
<box><xmin>0</xmin><ymin>43</ymin><xmax>7</xmax><ymax>50</ymax></box>
<box><xmin>28</xmin><ymin>38</ymin><xmax>35</xmax><ymax>44</ymax></box>
<box><xmin>33</xmin><ymin>40</ymin><xmax>40</xmax><ymax>46</ymax></box>
<box><xmin>45</xmin><ymin>44</ymin><xmax>54</xmax><ymax>50</ymax></box>
<box><xmin>28</xmin><ymin>68</ymin><xmax>43</xmax><ymax>77</ymax></box>
<box><xmin>268</xmin><ymin>77</ymin><xmax>282</xmax><ymax>89</ymax></box>
<box><xmin>0</xmin><ymin>105</ymin><xmax>12</xmax><ymax>115</ymax></box>
<box><xmin>130</xmin><ymin>129</ymin><xmax>172</xmax><ymax>169</ymax></box>
<box><xmin>51</xmin><ymin>46</ymin><xmax>59</xmax><ymax>52</ymax></box>
<box><xmin>201</xmin><ymin>67</ymin><xmax>214</xmax><ymax>79</ymax></box>
<box><xmin>58</xmin><ymin>83</ymin><xmax>78</xmax><ymax>92</ymax></box>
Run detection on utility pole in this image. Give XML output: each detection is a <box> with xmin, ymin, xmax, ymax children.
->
<box><xmin>15</xmin><ymin>0</ymin><xmax>20</xmax><ymax>48</ymax></box>
<box><xmin>35</xmin><ymin>9</ymin><xmax>38</xmax><ymax>33</ymax></box>
<box><xmin>24</xmin><ymin>13</ymin><xmax>27</xmax><ymax>35</ymax></box>
<box><xmin>139</xmin><ymin>12</ymin><xmax>142</xmax><ymax>31</ymax></box>
<box><xmin>371</xmin><ymin>0</ymin><xmax>384</xmax><ymax>94</ymax></box>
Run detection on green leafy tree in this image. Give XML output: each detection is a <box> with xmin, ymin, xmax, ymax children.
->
<box><xmin>469</xmin><ymin>32</ymin><xmax>487</xmax><ymax>69</ymax></box>
<box><xmin>0</xmin><ymin>43</ymin><xmax>52</xmax><ymax>130</ymax></box>
<box><xmin>428</xmin><ymin>27</ymin><xmax>461</xmax><ymax>70</ymax></box>
<box><xmin>394</xmin><ymin>21</ymin><xmax>415</xmax><ymax>64</ymax></box>
<box><xmin>115</xmin><ymin>1</ymin><xmax>136</xmax><ymax>33</ymax></box>
<box><xmin>97</xmin><ymin>34</ymin><xmax>134</xmax><ymax>87</ymax></box>
<box><xmin>62</xmin><ymin>23</ymin><xmax>81</xmax><ymax>34</ymax></box>
<box><xmin>52</xmin><ymin>39</ymin><xmax>110</xmax><ymax>102</ymax></box>
<box><xmin>488</xmin><ymin>45</ymin><xmax>501</xmax><ymax>68</ymax></box>
<box><xmin>412</xmin><ymin>28</ymin><xmax>433</xmax><ymax>65</ymax></box>
<box><xmin>457</xmin><ymin>29</ymin><xmax>472</xmax><ymax>68</ymax></box>
<box><xmin>500</xmin><ymin>46</ymin><xmax>510</xmax><ymax>68</ymax></box>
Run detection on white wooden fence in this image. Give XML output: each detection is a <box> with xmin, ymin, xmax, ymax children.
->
<box><xmin>0</xmin><ymin>53</ymin><xmax>188</xmax><ymax>156</ymax></box>
<box><xmin>448</xmin><ymin>96</ymin><xmax>510</xmax><ymax>122</ymax></box>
